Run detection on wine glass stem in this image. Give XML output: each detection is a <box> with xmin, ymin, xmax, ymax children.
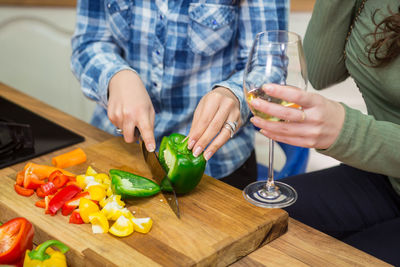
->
<box><xmin>266</xmin><ymin>139</ymin><xmax>276</xmax><ymax>191</ymax></box>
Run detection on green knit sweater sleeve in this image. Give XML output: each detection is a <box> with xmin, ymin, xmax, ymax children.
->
<box><xmin>303</xmin><ymin>0</ymin><xmax>356</xmax><ymax>90</ymax></box>
<box><xmin>318</xmin><ymin>104</ymin><xmax>400</xmax><ymax>179</ymax></box>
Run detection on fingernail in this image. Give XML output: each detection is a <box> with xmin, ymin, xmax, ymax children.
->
<box><xmin>262</xmin><ymin>84</ymin><xmax>274</xmax><ymax>93</ymax></box>
<box><xmin>193</xmin><ymin>146</ymin><xmax>202</xmax><ymax>157</ymax></box>
<box><xmin>204</xmin><ymin>151</ymin><xmax>213</xmax><ymax>161</ymax></box>
<box><xmin>188</xmin><ymin>140</ymin><xmax>196</xmax><ymax>150</ymax></box>
<box><xmin>147</xmin><ymin>143</ymin><xmax>155</xmax><ymax>152</ymax></box>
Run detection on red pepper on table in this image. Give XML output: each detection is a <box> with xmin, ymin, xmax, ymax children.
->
<box><xmin>14</xmin><ymin>184</ymin><xmax>34</xmax><ymax>197</ymax></box>
<box><xmin>47</xmin><ymin>184</ymin><xmax>82</xmax><ymax>215</ymax></box>
<box><xmin>61</xmin><ymin>191</ymin><xmax>90</xmax><ymax>216</ymax></box>
<box><xmin>48</xmin><ymin>170</ymin><xmax>72</xmax><ymax>189</ymax></box>
<box><xmin>0</xmin><ymin>217</ymin><xmax>34</xmax><ymax>267</ymax></box>
<box><xmin>69</xmin><ymin>210</ymin><xmax>84</xmax><ymax>224</ymax></box>
<box><xmin>39</xmin><ymin>181</ymin><xmax>58</xmax><ymax>196</ymax></box>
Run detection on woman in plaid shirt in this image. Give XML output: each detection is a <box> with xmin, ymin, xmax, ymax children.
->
<box><xmin>71</xmin><ymin>0</ymin><xmax>288</xmax><ymax>189</ymax></box>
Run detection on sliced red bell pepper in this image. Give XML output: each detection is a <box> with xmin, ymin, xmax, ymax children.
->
<box><xmin>39</xmin><ymin>181</ymin><xmax>58</xmax><ymax>196</ymax></box>
<box><xmin>35</xmin><ymin>199</ymin><xmax>46</xmax><ymax>209</ymax></box>
<box><xmin>47</xmin><ymin>184</ymin><xmax>82</xmax><ymax>215</ymax></box>
<box><xmin>14</xmin><ymin>184</ymin><xmax>34</xmax><ymax>197</ymax></box>
<box><xmin>48</xmin><ymin>170</ymin><xmax>71</xmax><ymax>189</ymax></box>
<box><xmin>36</xmin><ymin>187</ymin><xmax>46</xmax><ymax>198</ymax></box>
<box><xmin>0</xmin><ymin>217</ymin><xmax>34</xmax><ymax>266</ymax></box>
<box><xmin>69</xmin><ymin>210</ymin><xmax>84</xmax><ymax>224</ymax></box>
<box><xmin>23</xmin><ymin>167</ymin><xmax>45</xmax><ymax>190</ymax></box>
<box><xmin>61</xmin><ymin>191</ymin><xmax>90</xmax><ymax>216</ymax></box>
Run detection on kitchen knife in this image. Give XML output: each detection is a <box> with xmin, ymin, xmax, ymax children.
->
<box><xmin>140</xmin><ymin>139</ymin><xmax>181</xmax><ymax>219</ymax></box>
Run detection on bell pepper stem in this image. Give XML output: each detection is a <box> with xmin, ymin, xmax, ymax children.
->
<box><xmin>28</xmin><ymin>240</ymin><xmax>69</xmax><ymax>261</ymax></box>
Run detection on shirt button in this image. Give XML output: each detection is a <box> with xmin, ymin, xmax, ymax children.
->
<box><xmin>107</xmin><ymin>3</ymin><xmax>111</xmax><ymax>8</ymax></box>
<box><xmin>156</xmin><ymin>50</ymin><xmax>160</xmax><ymax>55</ymax></box>
<box><xmin>153</xmin><ymin>82</ymin><xmax>158</xmax><ymax>87</ymax></box>
<box><xmin>159</xmin><ymin>14</ymin><xmax>163</xmax><ymax>20</ymax></box>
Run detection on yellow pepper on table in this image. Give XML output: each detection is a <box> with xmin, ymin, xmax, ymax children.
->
<box><xmin>130</xmin><ymin>217</ymin><xmax>153</xmax><ymax>234</ymax></box>
<box><xmin>23</xmin><ymin>240</ymin><xmax>69</xmax><ymax>267</ymax></box>
<box><xmin>88</xmin><ymin>211</ymin><xmax>109</xmax><ymax>234</ymax></box>
<box><xmin>79</xmin><ymin>198</ymin><xmax>100</xmax><ymax>223</ymax></box>
<box><xmin>109</xmin><ymin>215</ymin><xmax>134</xmax><ymax>237</ymax></box>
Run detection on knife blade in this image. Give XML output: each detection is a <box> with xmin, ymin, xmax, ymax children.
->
<box><xmin>140</xmin><ymin>139</ymin><xmax>181</xmax><ymax>219</ymax></box>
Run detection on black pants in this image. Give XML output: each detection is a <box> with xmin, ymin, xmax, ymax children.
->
<box><xmin>219</xmin><ymin>150</ymin><xmax>258</xmax><ymax>190</ymax></box>
<box><xmin>281</xmin><ymin>164</ymin><xmax>400</xmax><ymax>266</ymax></box>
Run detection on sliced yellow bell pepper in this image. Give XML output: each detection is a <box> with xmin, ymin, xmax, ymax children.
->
<box><xmin>130</xmin><ymin>217</ymin><xmax>153</xmax><ymax>234</ymax></box>
<box><xmin>87</xmin><ymin>185</ymin><xmax>107</xmax><ymax>201</ymax></box>
<box><xmin>85</xmin><ymin>166</ymin><xmax>97</xmax><ymax>176</ymax></box>
<box><xmin>79</xmin><ymin>198</ymin><xmax>99</xmax><ymax>223</ymax></box>
<box><xmin>23</xmin><ymin>240</ymin><xmax>69</xmax><ymax>267</ymax></box>
<box><xmin>106</xmin><ymin>187</ymin><xmax>113</xmax><ymax>197</ymax></box>
<box><xmin>89</xmin><ymin>211</ymin><xmax>109</xmax><ymax>234</ymax></box>
<box><xmin>99</xmin><ymin>195</ymin><xmax>125</xmax><ymax>208</ymax></box>
<box><xmin>101</xmin><ymin>201</ymin><xmax>132</xmax><ymax>221</ymax></box>
<box><xmin>95</xmin><ymin>173</ymin><xmax>110</xmax><ymax>185</ymax></box>
<box><xmin>109</xmin><ymin>215</ymin><xmax>134</xmax><ymax>237</ymax></box>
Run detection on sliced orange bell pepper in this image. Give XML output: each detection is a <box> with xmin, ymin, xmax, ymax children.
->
<box><xmin>23</xmin><ymin>162</ymin><xmax>75</xmax><ymax>180</ymax></box>
<box><xmin>79</xmin><ymin>198</ymin><xmax>100</xmax><ymax>223</ymax></box>
<box><xmin>23</xmin><ymin>167</ymin><xmax>45</xmax><ymax>190</ymax></box>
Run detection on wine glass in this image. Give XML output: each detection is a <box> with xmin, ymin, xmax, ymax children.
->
<box><xmin>243</xmin><ymin>30</ymin><xmax>308</xmax><ymax>208</ymax></box>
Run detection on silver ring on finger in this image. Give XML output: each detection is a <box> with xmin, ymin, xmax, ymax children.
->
<box><xmin>115</xmin><ymin>128</ymin><xmax>123</xmax><ymax>135</ymax></box>
<box><xmin>225</xmin><ymin>120</ymin><xmax>238</xmax><ymax>132</ymax></box>
<box><xmin>224</xmin><ymin>122</ymin><xmax>235</xmax><ymax>138</ymax></box>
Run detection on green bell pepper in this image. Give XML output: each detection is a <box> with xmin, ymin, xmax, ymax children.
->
<box><xmin>110</xmin><ymin>169</ymin><xmax>160</xmax><ymax>198</ymax></box>
<box><xmin>159</xmin><ymin>133</ymin><xmax>206</xmax><ymax>194</ymax></box>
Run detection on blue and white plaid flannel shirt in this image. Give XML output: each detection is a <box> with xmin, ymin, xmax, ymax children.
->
<box><xmin>71</xmin><ymin>0</ymin><xmax>288</xmax><ymax>179</ymax></box>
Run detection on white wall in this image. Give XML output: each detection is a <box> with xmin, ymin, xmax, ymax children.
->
<box><xmin>0</xmin><ymin>6</ymin><xmax>95</xmax><ymax>123</ymax></box>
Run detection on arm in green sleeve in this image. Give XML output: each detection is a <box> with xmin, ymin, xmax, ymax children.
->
<box><xmin>318</xmin><ymin>104</ymin><xmax>400</xmax><ymax>178</ymax></box>
<box><xmin>303</xmin><ymin>0</ymin><xmax>357</xmax><ymax>90</ymax></box>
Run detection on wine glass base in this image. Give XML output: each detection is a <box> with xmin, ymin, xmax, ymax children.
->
<box><xmin>243</xmin><ymin>181</ymin><xmax>297</xmax><ymax>208</ymax></box>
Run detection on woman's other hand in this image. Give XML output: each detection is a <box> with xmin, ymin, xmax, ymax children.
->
<box><xmin>188</xmin><ymin>87</ymin><xmax>241</xmax><ymax>161</ymax></box>
<box><xmin>249</xmin><ymin>84</ymin><xmax>345</xmax><ymax>149</ymax></box>
<box><xmin>108</xmin><ymin>70</ymin><xmax>156</xmax><ymax>152</ymax></box>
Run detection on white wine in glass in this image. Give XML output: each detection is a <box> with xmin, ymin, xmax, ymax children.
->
<box><xmin>243</xmin><ymin>30</ymin><xmax>307</xmax><ymax>208</ymax></box>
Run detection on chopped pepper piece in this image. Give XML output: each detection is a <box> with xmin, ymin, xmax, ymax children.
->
<box><xmin>87</xmin><ymin>185</ymin><xmax>107</xmax><ymax>201</ymax></box>
<box><xmin>0</xmin><ymin>217</ymin><xmax>34</xmax><ymax>266</ymax></box>
<box><xmin>23</xmin><ymin>167</ymin><xmax>45</xmax><ymax>190</ymax></box>
<box><xmin>24</xmin><ymin>240</ymin><xmax>69</xmax><ymax>267</ymax></box>
<box><xmin>88</xmin><ymin>211</ymin><xmax>109</xmax><ymax>234</ymax></box>
<box><xmin>99</xmin><ymin>195</ymin><xmax>125</xmax><ymax>208</ymax></box>
<box><xmin>61</xmin><ymin>192</ymin><xmax>90</xmax><ymax>216</ymax></box>
<box><xmin>47</xmin><ymin>185</ymin><xmax>82</xmax><ymax>215</ymax></box>
<box><xmin>130</xmin><ymin>217</ymin><xmax>153</xmax><ymax>234</ymax></box>
<box><xmin>110</xmin><ymin>169</ymin><xmax>160</xmax><ymax>198</ymax></box>
<box><xmin>14</xmin><ymin>184</ymin><xmax>34</xmax><ymax>197</ymax></box>
<box><xmin>158</xmin><ymin>133</ymin><xmax>206</xmax><ymax>194</ymax></box>
<box><xmin>109</xmin><ymin>216</ymin><xmax>134</xmax><ymax>237</ymax></box>
<box><xmin>101</xmin><ymin>202</ymin><xmax>132</xmax><ymax>221</ymax></box>
<box><xmin>39</xmin><ymin>182</ymin><xmax>57</xmax><ymax>197</ymax></box>
<box><xmin>79</xmin><ymin>198</ymin><xmax>100</xmax><ymax>223</ymax></box>
<box><xmin>69</xmin><ymin>210</ymin><xmax>84</xmax><ymax>224</ymax></box>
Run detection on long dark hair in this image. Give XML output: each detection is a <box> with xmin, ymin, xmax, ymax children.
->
<box><xmin>367</xmin><ymin>5</ymin><xmax>400</xmax><ymax>67</ymax></box>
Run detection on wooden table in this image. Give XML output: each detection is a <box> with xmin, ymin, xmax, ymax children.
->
<box><xmin>0</xmin><ymin>83</ymin><xmax>390</xmax><ymax>266</ymax></box>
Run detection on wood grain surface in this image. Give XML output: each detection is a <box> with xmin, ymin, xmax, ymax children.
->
<box><xmin>0</xmin><ymin>137</ymin><xmax>288</xmax><ymax>266</ymax></box>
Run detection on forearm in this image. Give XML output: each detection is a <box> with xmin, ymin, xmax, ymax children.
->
<box><xmin>318</xmin><ymin>104</ymin><xmax>400</xmax><ymax>178</ymax></box>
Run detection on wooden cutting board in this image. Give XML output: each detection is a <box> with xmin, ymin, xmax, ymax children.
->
<box><xmin>0</xmin><ymin>137</ymin><xmax>288</xmax><ymax>266</ymax></box>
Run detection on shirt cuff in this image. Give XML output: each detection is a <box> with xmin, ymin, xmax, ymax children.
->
<box><xmin>212</xmin><ymin>79</ymin><xmax>250</xmax><ymax>126</ymax></box>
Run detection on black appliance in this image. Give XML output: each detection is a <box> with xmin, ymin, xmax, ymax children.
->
<box><xmin>0</xmin><ymin>96</ymin><xmax>85</xmax><ymax>169</ymax></box>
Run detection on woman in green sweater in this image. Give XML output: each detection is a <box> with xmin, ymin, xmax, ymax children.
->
<box><xmin>249</xmin><ymin>0</ymin><xmax>400</xmax><ymax>264</ymax></box>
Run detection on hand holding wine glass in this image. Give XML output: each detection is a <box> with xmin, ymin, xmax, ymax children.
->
<box><xmin>243</xmin><ymin>30</ymin><xmax>307</xmax><ymax>208</ymax></box>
